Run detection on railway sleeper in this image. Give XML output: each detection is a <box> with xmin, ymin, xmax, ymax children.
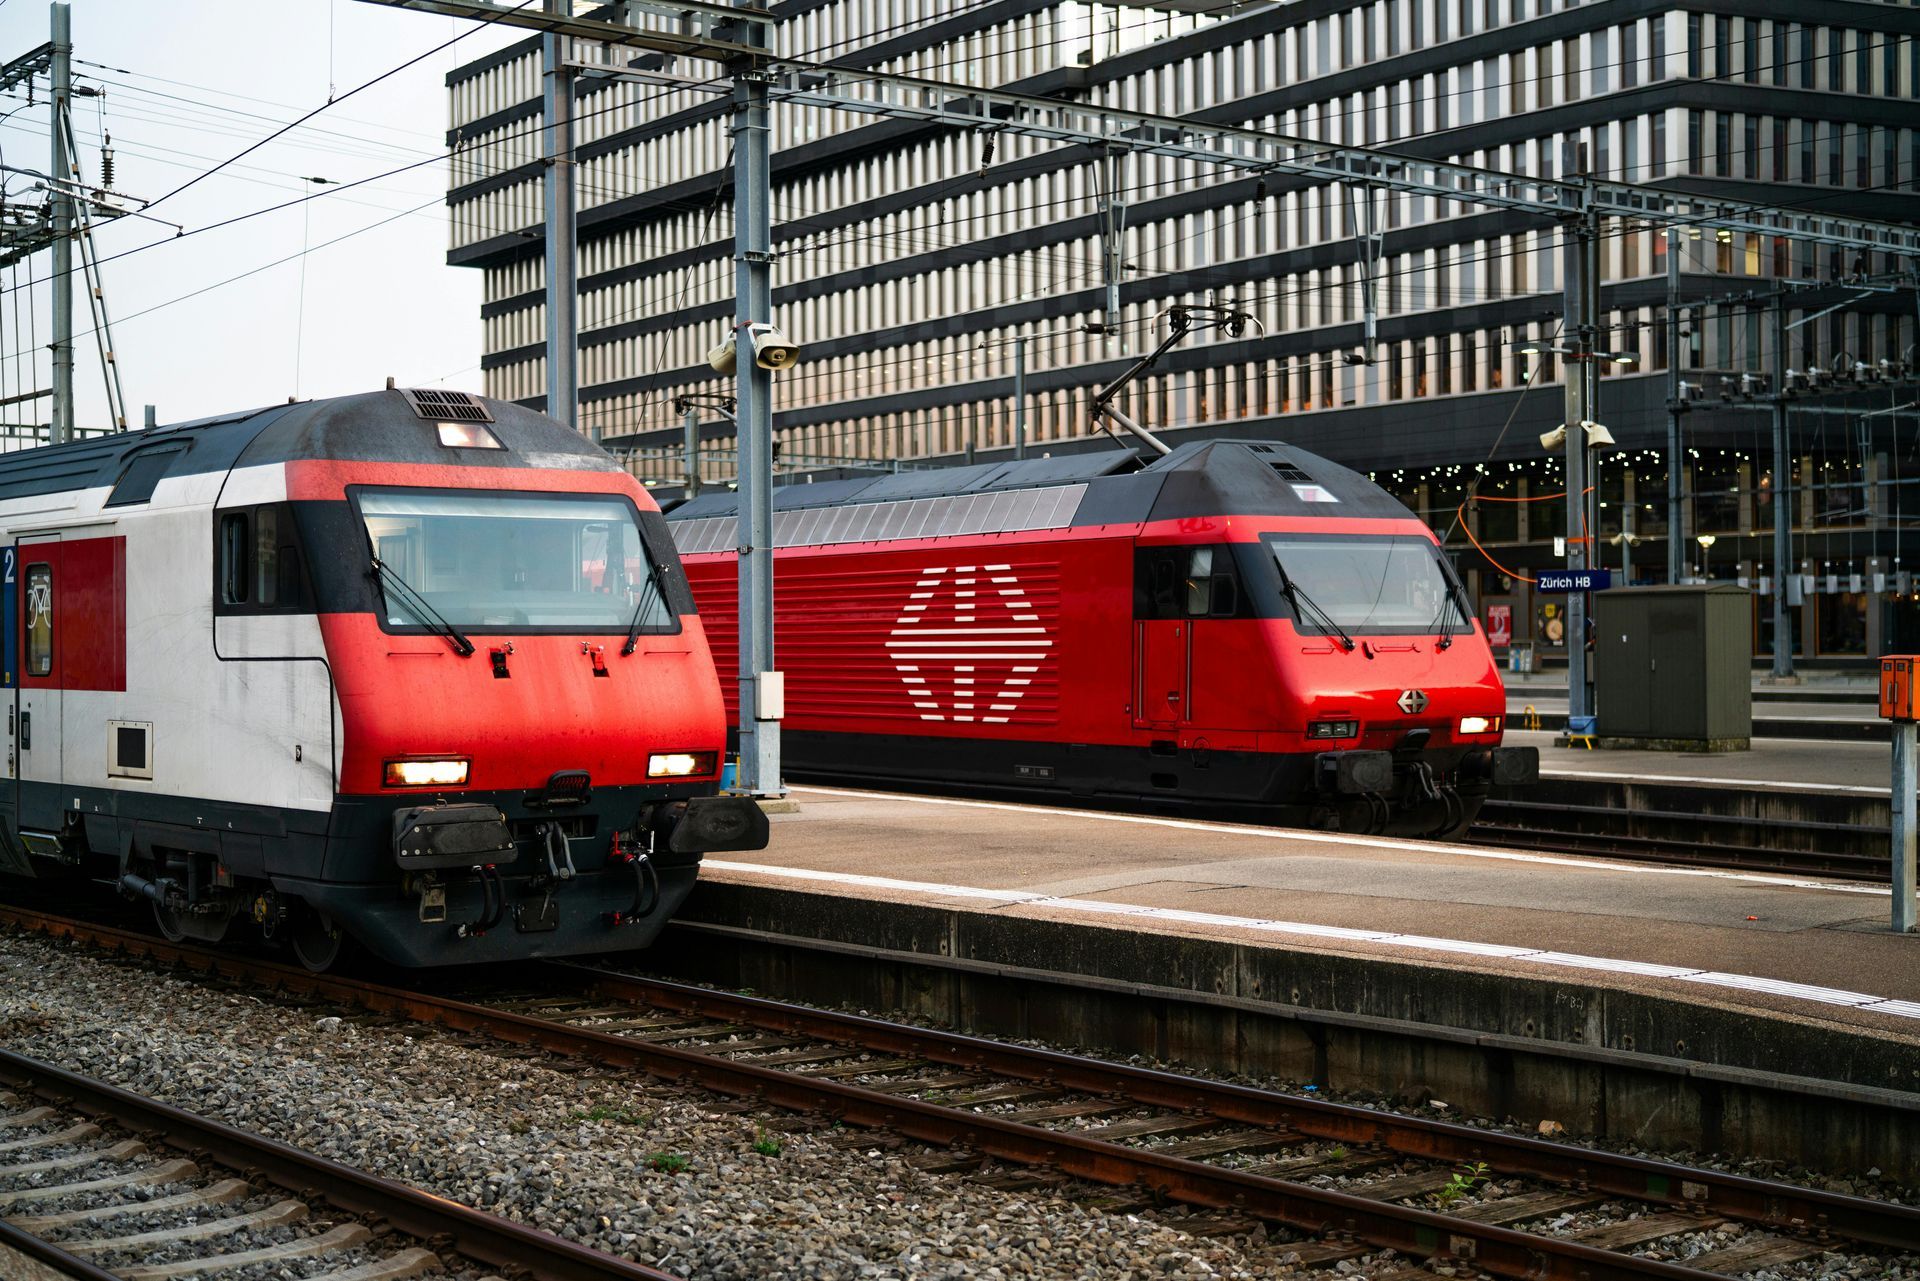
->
<box><xmin>1683</xmin><ymin>1234</ymin><xmax>1828</xmax><ymax>1274</ymax></box>
<box><xmin>0</xmin><ymin>1157</ymin><xmax>197</xmax><ymax>1209</ymax></box>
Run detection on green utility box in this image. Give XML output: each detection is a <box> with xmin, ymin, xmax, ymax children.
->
<box><xmin>1592</xmin><ymin>584</ymin><xmax>1753</xmax><ymax>750</ymax></box>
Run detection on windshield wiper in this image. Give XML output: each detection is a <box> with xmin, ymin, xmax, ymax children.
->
<box><xmin>1433</xmin><ymin>589</ymin><xmax>1465</xmax><ymax>650</ymax></box>
<box><xmin>370</xmin><ymin>557</ymin><xmax>474</xmax><ymax>657</ymax></box>
<box><xmin>1281</xmin><ymin>575</ymin><xmax>1356</xmax><ymax>651</ymax></box>
<box><xmin>620</xmin><ymin>565</ymin><xmax>669</xmax><ymax>656</ymax></box>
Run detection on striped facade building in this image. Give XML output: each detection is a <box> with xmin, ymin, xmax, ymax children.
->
<box><xmin>445</xmin><ymin>0</ymin><xmax>1920</xmax><ymax>657</ymax></box>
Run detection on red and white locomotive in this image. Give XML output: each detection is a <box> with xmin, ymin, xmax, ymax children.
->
<box><xmin>0</xmin><ymin>388</ymin><xmax>764</xmax><ymax>968</ymax></box>
<box><xmin>669</xmin><ymin>438</ymin><xmax>1536</xmax><ymax>836</ymax></box>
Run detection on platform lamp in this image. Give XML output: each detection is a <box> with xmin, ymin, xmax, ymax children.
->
<box><xmin>1696</xmin><ymin>533</ymin><xmax>1717</xmax><ymax>581</ymax></box>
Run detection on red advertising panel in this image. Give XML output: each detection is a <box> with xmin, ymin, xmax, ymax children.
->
<box><xmin>1486</xmin><ymin>603</ymin><xmax>1512</xmax><ymax>648</ymax></box>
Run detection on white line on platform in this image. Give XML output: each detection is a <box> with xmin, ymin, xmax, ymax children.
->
<box><xmin>777</xmin><ymin>784</ymin><xmax>1891</xmax><ymax>896</ymax></box>
<box><xmin>707</xmin><ymin>850</ymin><xmax>1919</xmax><ymax>1022</ymax></box>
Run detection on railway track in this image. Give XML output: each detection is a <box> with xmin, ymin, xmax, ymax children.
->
<box><xmin>0</xmin><ymin>1017</ymin><xmax>679</xmax><ymax>1280</ymax></box>
<box><xmin>1472</xmin><ymin>799</ymin><xmax>1890</xmax><ymax>882</ymax></box>
<box><xmin>3</xmin><ymin>905</ymin><xmax>1914</xmax><ymax>1281</ymax></box>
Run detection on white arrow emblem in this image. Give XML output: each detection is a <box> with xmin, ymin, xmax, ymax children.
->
<box><xmin>886</xmin><ymin>563</ymin><xmax>1051</xmax><ymax>723</ymax></box>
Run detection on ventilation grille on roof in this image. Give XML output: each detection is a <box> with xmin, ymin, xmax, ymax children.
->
<box><xmin>399</xmin><ymin>388</ymin><xmax>493</xmax><ymax>423</ymax></box>
<box><xmin>1246</xmin><ymin>443</ymin><xmax>1311</xmax><ymax>482</ymax></box>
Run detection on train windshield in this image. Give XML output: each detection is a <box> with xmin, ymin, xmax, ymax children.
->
<box><xmin>357</xmin><ymin>489</ymin><xmax>666</xmax><ymax>632</ymax></box>
<box><xmin>1266</xmin><ymin>535</ymin><xmax>1465</xmax><ymax>634</ymax></box>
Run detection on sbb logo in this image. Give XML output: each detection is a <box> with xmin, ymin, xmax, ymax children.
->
<box><xmin>885</xmin><ymin>564</ymin><xmax>1050</xmax><ymax>723</ymax></box>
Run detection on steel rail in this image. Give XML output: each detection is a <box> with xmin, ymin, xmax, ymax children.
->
<box><xmin>0</xmin><ymin>907</ymin><xmax>1892</xmax><ymax>1278</ymax></box>
<box><xmin>0</xmin><ymin>1043</ymin><xmax>682</xmax><ymax>1281</ymax></box>
<box><xmin>553</xmin><ymin>963</ymin><xmax>1920</xmax><ymax>1252</ymax></box>
<box><xmin>0</xmin><ymin>1215</ymin><xmax>123</xmax><ymax>1281</ymax></box>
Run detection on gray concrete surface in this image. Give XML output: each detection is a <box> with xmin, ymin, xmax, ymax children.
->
<box><xmin>1516</xmin><ymin>728</ymin><xmax>1891</xmax><ymax>791</ymax></box>
<box><xmin>715</xmin><ymin>787</ymin><xmax>1920</xmax><ymax>1040</ymax></box>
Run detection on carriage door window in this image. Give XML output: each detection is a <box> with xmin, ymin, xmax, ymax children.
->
<box><xmin>1184</xmin><ymin>547</ymin><xmax>1241</xmax><ymax>618</ymax></box>
<box><xmin>254</xmin><ymin>506</ymin><xmax>281</xmax><ymax>606</ymax></box>
<box><xmin>220</xmin><ymin>513</ymin><xmax>250</xmax><ymax>604</ymax></box>
<box><xmin>24</xmin><ymin>563</ymin><xmax>51</xmax><ymax>676</ymax></box>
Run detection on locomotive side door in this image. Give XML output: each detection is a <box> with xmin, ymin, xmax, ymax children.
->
<box><xmin>15</xmin><ymin>534</ymin><xmax>63</xmax><ymax>823</ymax></box>
<box><xmin>1133</xmin><ymin>547</ymin><xmax>1192</xmax><ymax>729</ymax></box>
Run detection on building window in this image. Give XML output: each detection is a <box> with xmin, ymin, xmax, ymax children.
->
<box><xmin>1622</xmin><ymin>24</ymin><xmax>1638</xmax><ymax>88</ymax></box>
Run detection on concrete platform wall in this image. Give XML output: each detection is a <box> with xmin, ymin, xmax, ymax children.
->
<box><xmin>664</xmin><ymin>881</ymin><xmax>1920</xmax><ymax>1178</ymax></box>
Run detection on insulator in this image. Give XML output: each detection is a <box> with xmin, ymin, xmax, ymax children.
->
<box><xmin>100</xmin><ymin>133</ymin><xmax>115</xmax><ymax>188</ymax></box>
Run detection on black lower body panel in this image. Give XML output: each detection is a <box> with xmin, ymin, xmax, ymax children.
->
<box><xmin>290</xmin><ymin>859</ymin><xmax>701</xmax><ymax>967</ymax></box>
<box><xmin>0</xmin><ymin>780</ymin><xmax>727</xmax><ymax>967</ymax></box>
<box><xmin>780</xmin><ymin>729</ymin><xmax>1494</xmax><ymax>838</ymax></box>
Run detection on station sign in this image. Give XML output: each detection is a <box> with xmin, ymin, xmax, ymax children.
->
<box><xmin>1535</xmin><ymin>569</ymin><xmax>1611</xmax><ymax>593</ymax></box>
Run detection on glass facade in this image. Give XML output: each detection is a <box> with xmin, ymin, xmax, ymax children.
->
<box><xmin>445</xmin><ymin>2</ymin><xmax>1920</xmax><ymax>654</ymax></box>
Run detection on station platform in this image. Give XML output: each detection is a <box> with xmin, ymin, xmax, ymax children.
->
<box><xmin>669</xmin><ymin>785</ymin><xmax>1920</xmax><ymax>1172</ymax></box>
<box><xmin>1514</xmin><ymin>728</ymin><xmax>1890</xmax><ymax>793</ymax></box>
<box><xmin>1504</xmin><ymin>688</ymin><xmax>1887</xmax><ymax>741</ymax></box>
<box><xmin>702</xmin><ymin>786</ymin><xmax>1916</xmax><ymax>1034</ymax></box>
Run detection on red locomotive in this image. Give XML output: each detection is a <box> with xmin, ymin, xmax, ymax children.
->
<box><xmin>669</xmin><ymin>437</ymin><xmax>1536</xmax><ymax>836</ymax></box>
<box><xmin>0</xmin><ymin>389</ymin><xmax>765</xmax><ymax>969</ymax></box>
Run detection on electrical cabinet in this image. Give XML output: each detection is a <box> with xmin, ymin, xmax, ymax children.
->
<box><xmin>1593</xmin><ymin>584</ymin><xmax>1753</xmax><ymax>746</ymax></box>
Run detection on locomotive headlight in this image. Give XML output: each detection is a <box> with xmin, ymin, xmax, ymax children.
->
<box><xmin>648</xmin><ymin>751</ymin><xmax>718</xmax><ymax>778</ymax></box>
<box><xmin>384</xmin><ymin>758</ymin><xmax>471</xmax><ymax>787</ymax></box>
<box><xmin>1307</xmin><ymin>720</ymin><xmax>1359</xmax><ymax>740</ymax></box>
<box><xmin>1458</xmin><ymin>716</ymin><xmax>1501</xmax><ymax>736</ymax></box>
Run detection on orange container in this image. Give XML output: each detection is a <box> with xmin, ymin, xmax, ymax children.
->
<box><xmin>1881</xmin><ymin>656</ymin><xmax>1920</xmax><ymax>720</ymax></box>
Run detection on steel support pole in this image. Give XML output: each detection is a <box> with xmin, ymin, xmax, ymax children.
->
<box><xmin>1771</xmin><ymin>299</ymin><xmax>1794</xmax><ymax>678</ymax></box>
<box><xmin>1012</xmin><ymin>336</ymin><xmax>1026</xmax><ymax>460</ymax></box>
<box><xmin>730</xmin><ymin>19</ymin><xmax>781</xmax><ymax>798</ymax></box>
<box><xmin>682</xmin><ymin>402</ymin><xmax>701</xmax><ymax>498</ymax></box>
<box><xmin>542</xmin><ymin>0</ymin><xmax>578</xmax><ymax>433</ymax></box>
<box><xmin>49</xmin><ymin>2</ymin><xmax>71</xmax><ymax>445</ymax></box>
<box><xmin>1894</xmin><ymin>719</ymin><xmax>1917</xmax><ymax>933</ymax></box>
<box><xmin>1665</xmin><ymin>231</ymin><xmax>1685</xmax><ymax>585</ymax></box>
<box><xmin>1561</xmin><ymin>210</ymin><xmax>1594</xmax><ymax>724</ymax></box>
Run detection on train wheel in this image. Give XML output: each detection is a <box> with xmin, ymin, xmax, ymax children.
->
<box><xmin>289</xmin><ymin>907</ymin><xmax>345</xmax><ymax>973</ymax></box>
<box><xmin>151</xmin><ymin>899</ymin><xmax>188</xmax><ymax>944</ymax></box>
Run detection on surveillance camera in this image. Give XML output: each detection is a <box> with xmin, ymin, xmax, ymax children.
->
<box><xmin>746</xmin><ymin>323</ymin><xmax>800</xmax><ymax>371</ymax></box>
<box><xmin>707</xmin><ymin>334</ymin><xmax>738</xmax><ymax>376</ymax></box>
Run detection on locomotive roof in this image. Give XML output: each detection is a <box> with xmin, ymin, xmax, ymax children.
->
<box><xmin>669</xmin><ymin>439</ymin><xmax>1414</xmax><ymax>530</ymax></box>
<box><xmin>0</xmin><ymin>390</ymin><xmax>613</xmax><ymax>504</ymax></box>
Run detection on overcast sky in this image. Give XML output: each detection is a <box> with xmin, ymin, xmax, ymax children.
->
<box><xmin>0</xmin><ymin>0</ymin><xmax>523</xmax><ymax>431</ymax></box>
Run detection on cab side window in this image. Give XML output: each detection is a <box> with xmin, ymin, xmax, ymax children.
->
<box><xmin>216</xmin><ymin>503</ymin><xmax>308</xmax><ymax>613</ymax></box>
<box><xmin>1135</xmin><ymin>546</ymin><xmax>1244</xmax><ymax>619</ymax></box>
